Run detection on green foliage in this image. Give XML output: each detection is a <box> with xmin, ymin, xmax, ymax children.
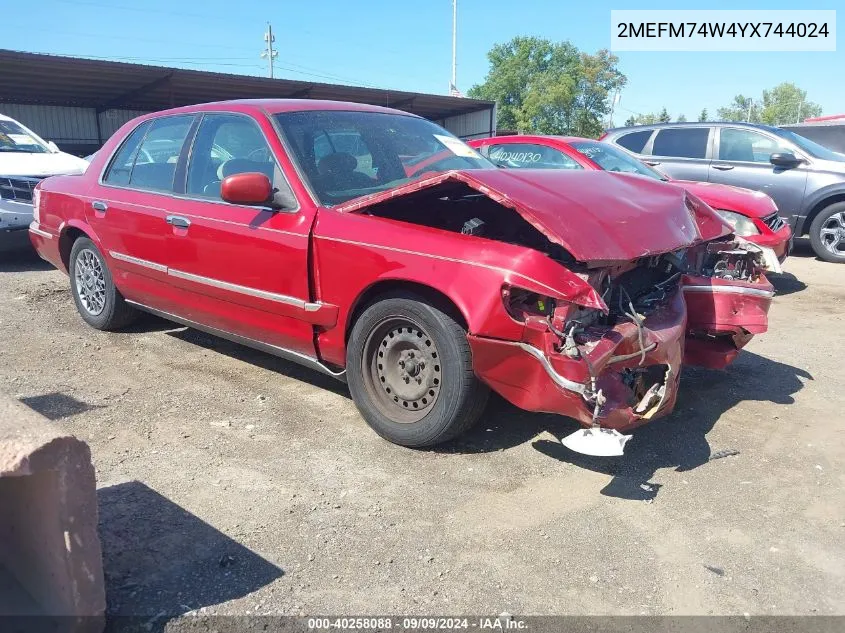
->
<box><xmin>658</xmin><ymin>107</ymin><xmax>671</xmax><ymax>123</ymax></box>
<box><xmin>716</xmin><ymin>83</ymin><xmax>823</xmax><ymax>125</ymax></box>
<box><xmin>468</xmin><ymin>37</ymin><xmax>626</xmax><ymax>137</ymax></box>
<box><xmin>698</xmin><ymin>108</ymin><xmax>708</xmax><ymax>122</ymax></box>
<box><xmin>676</xmin><ymin>114</ymin><xmax>687</xmax><ymax>122</ymax></box>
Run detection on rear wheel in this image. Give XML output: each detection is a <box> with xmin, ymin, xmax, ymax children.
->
<box><xmin>809</xmin><ymin>202</ymin><xmax>845</xmax><ymax>263</ymax></box>
<box><xmin>347</xmin><ymin>292</ymin><xmax>489</xmax><ymax>447</ymax></box>
<box><xmin>69</xmin><ymin>237</ymin><xmax>138</xmax><ymax>330</ymax></box>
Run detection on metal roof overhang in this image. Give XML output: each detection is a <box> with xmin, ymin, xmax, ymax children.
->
<box><xmin>0</xmin><ymin>49</ymin><xmax>493</xmax><ymax>120</ymax></box>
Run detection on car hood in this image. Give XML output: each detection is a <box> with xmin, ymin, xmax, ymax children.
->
<box><xmin>0</xmin><ymin>151</ymin><xmax>89</xmax><ymax>177</ymax></box>
<box><xmin>673</xmin><ymin>180</ymin><xmax>778</xmax><ymax>219</ymax></box>
<box><xmin>336</xmin><ymin>169</ymin><xmax>730</xmax><ymax>262</ymax></box>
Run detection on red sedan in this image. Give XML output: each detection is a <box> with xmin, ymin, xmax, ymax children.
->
<box><xmin>469</xmin><ymin>135</ymin><xmax>792</xmax><ymax>269</ymax></box>
<box><xmin>30</xmin><ymin>100</ymin><xmax>773</xmax><ymax>453</ymax></box>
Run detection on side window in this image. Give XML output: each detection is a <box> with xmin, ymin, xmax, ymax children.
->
<box><xmin>719</xmin><ymin>128</ymin><xmax>787</xmax><ymax>163</ymax></box>
<box><xmin>313</xmin><ymin>130</ymin><xmax>376</xmax><ymax>179</ymax></box>
<box><xmin>186</xmin><ymin>114</ymin><xmax>277</xmax><ymax>198</ymax></box>
<box><xmin>487</xmin><ymin>143</ymin><xmax>583</xmax><ymax>170</ymax></box>
<box><xmin>128</xmin><ymin>115</ymin><xmax>194</xmax><ymax>192</ymax></box>
<box><xmin>103</xmin><ymin>120</ymin><xmax>151</xmax><ymax>186</ymax></box>
<box><xmin>651</xmin><ymin>128</ymin><xmax>710</xmax><ymax>159</ymax></box>
<box><xmin>615</xmin><ymin>130</ymin><xmax>652</xmax><ymax>154</ymax></box>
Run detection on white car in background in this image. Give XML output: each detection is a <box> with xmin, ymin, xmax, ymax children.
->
<box><xmin>1</xmin><ymin>113</ymin><xmax>89</xmax><ymax>249</ymax></box>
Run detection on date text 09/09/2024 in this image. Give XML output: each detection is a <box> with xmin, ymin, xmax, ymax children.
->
<box><xmin>307</xmin><ymin>616</ymin><xmax>528</xmax><ymax>630</ymax></box>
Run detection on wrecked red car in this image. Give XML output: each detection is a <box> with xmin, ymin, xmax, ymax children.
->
<box><xmin>29</xmin><ymin>100</ymin><xmax>773</xmax><ymax>452</ymax></box>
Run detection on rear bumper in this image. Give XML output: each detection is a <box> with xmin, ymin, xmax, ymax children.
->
<box><xmin>0</xmin><ymin>198</ymin><xmax>34</xmax><ymax>232</ymax></box>
<box><xmin>469</xmin><ymin>290</ymin><xmax>687</xmax><ymax>433</ymax></box>
<box><xmin>28</xmin><ymin>221</ymin><xmax>64</xmax><ymax>270</ymax></box>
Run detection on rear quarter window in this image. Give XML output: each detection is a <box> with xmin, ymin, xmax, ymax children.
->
<box><xmin>614</xmin><ymin>130</ymin><xmax>652</xmax><ymax>154</ymax></box>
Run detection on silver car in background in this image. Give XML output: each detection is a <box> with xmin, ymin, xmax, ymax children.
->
<box><xmin>602</xmin><ymin>122</ymin><xmax>845</xmax><ymax>263</ymax></box>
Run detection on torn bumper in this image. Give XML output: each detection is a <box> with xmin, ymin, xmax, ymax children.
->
<box><xmin>469</xmin><ymin>290</ymin><xmax>687</xmax><ymax>433</ymax></box>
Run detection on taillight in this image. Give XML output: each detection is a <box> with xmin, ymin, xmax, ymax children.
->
<box><xmin>32</xmin><ymin>185</ymin><xmax>41</xmax><ymax>223</ymax></box>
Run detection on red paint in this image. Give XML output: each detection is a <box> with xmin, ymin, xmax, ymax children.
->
<box><xmin>29</xmin><ymin>100</ymin><xmax>775</xmax><ymax>436</ymax></box>
<box><xmin>220</xmin><ymin>172</ymin><xmax>273</xmax><ymax>205</ymax></box>
<box><xmin>470</xmin><ymin>135</ymin><xmax>792</xmax><ymax>259</ymax></box>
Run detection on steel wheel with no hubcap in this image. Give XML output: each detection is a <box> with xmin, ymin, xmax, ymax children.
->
<box><xmin>362</xmin><ymin>317</ymin><xmax>442</xmax><ymax>423</ymax></box>
<box><xmin>819</xmin><ymin>211</ymin><xmax>845</xmax><ymax>257</ymax></box>
<box><xmin>74</xmin><ymin>248</ymin><xmax>107</xmax><ymax>316</ymax></box>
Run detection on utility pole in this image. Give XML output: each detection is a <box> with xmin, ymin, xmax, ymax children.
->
<box><xmin>261</xmin><ymin>22</ymin><xmax>278</xmax><ymax>79</ymax></box>
<box><xmin>450</xmin><ymin>0</ymin><xmax>460</xmax><ymax>96</ymax></box>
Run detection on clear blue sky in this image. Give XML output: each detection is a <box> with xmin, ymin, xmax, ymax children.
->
<box><xmin>3</xmin><ymin>0</ymin><xmax>842</xmax><ymax>122</ymax></box>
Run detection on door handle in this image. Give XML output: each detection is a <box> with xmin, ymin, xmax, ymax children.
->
<box><xmin>712</xmin><ymin>164</ymin><xmax>735</xmax><ymax>171</ymax></box>
<box><xmin>166</xmin><ymin>215</ymin><xmax>191</xmax><ymax>229</ymax></box>
<box><xmin>91</xmin><ymin>201</ymin><xmax>108</xmax><ymax>213</ymax></box>
<box><xmin>644</xmin><ymin>160</ymin><xmax>661</xmax><ymax>166</ymax></box>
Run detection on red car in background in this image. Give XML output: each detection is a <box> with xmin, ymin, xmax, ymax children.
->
<box><xmin>30</xmin><ymin>100</ymin><xmax>774</xmax><ymax>454</ymax></box>
<box><xmin>469</xmin><ymin>135</ymin><xmax>792</xmax><ymax>270</ymax></box>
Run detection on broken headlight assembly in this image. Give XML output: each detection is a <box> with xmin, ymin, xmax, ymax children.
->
<box><xmin>501</xmin><ymin>286</ymin><xmax>555</xmax><ymax>322</ymax></box>
<box><xmin>714</xmin><ymin>210</ymin><xmax>760</xmax><ymax>236</ymax></box>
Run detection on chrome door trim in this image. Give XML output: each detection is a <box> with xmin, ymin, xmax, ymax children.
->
<box><xmin>682</xmin><ymin>285</ymin><xmax>774</xmax><ymax>298</ymax></box>
<box><xmin>167</xmin><ymin>267</ymin><xmax>321</xmax><ymax>310</ymax></box>
<box><xmin>109</xmin><ymin>250</ymin><xmax>168</xmax><ymax>273</ymax></box>
<box><xmin>125</xmin><ymin>300</ymin><xmax>346</xmax><ymax>381</ymax></box>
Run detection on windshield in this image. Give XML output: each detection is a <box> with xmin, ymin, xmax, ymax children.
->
<box><xmin>274</xmin><ymin>110</ymin><xmax>493</xmax><ymax>205</ymax></box>
<box><xmin>0</xmin><ymin>120</ymin><xmax>49</xmax><ymax>153</ymax></box>
<box><xmin>569</xmin><ymin>140</ymin><xmax>664</xmax><ymax>180</ymax></box>
<box><xmin>773</xmin><ymin>128</ymin><xmax>845</xmax><ymax>162</ymax></box>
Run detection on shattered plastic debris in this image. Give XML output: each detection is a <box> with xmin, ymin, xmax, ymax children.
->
<box><xmin>561</xmin><ymin>427</ymin><xmax>631</xmax><ymax>456</ymax></box>
<box><xmin>708</xmin><ymin>448</ymin><xmax>740</xmax><ymax>461</ymax></box>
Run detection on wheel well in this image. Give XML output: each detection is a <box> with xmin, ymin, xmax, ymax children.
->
<box><xmin>59</xmin><ymin>227</ymin><xmax>88</xmax><ymax>270</ymax></box>
<box><xmin>345</xmin><ymin>280</ymin><xmax>468</xmax><ymax>343</ymax></box>
<box><xmin>803</xmin><ymin>194</ymin><xmax>845</xmax><ymax>236</ymax></box>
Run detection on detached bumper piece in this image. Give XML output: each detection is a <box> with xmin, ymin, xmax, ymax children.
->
<box><xmin>469</xmin><ymin>290</ymin><xmax>688</xmax><ymax>435</ymax></box>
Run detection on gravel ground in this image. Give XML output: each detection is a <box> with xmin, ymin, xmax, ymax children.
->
<box><xmin>1</xmin><ymin>239</ymin><xmax>843</xmax><ymax>622</ymax></box>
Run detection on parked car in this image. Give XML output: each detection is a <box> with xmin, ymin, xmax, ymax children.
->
<box><xmin>469</xmin><ymin>135</ymin><xmax>791</xmax><ymax>270</ymax></box>
<box><xmin>601</xmin><ymin>122</ymin><xmax>845</xmax><ymax>263</ymax></box>
<box><xmin>29</xmin><ymin>100</ymin><xmax>773</xmax><ymax>454</ymax></box>
<box><xmin>0</xmin><ymin>113</ymin><xmax>89</xmax><ymax>248</ymax></box>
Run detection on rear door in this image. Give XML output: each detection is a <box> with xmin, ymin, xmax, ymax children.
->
<box><xmin>161</xmin><ymin>112</ymin><xmax>322</xmax><ymax>356</ymax></box>
<box><xmin>88</xmin><ymin>114</ymin><xmax>196</xmax><ymax>312</ymax></box>
<box><xmin>642</xmin><ymin>126</ymin><xmax>713</xmax><ymax>182</ymax></box>
<box><xmin>709</xmin><ymin>127</ymin><xmax>809</xmax><ymax>228</ymax></box>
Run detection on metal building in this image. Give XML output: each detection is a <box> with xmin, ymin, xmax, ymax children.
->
<box><xmin>0</xmin><ymin>50</ymin><xmax>496</xmax><ymax>156</ymax></box>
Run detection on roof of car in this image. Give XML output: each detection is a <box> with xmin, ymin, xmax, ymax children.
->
<box><xmin>136</xmin><ymin>99</ymin><xmax>419</xmax><ymax>118</ymax></box>
<box><xmin>605</xmin><ymin>121</ymin><xmax>783</xmax><ymax>135</ymax></box>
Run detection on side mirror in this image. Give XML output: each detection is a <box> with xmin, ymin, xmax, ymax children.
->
<box><xmin>47</xmin><ymin>141</ymin><xmax>60</xmax><ymax>153</ymax></box>
<box><xmin>770</xmin><ymin>151</ymin><xmax>801</xmax><ymax>167</ymax></box>
<box><xmin>220</xmin><ymin>172</ymin><xmax>273</xmax><ymax>206</ymax></box>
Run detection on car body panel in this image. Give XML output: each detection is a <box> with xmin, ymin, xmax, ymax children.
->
<box><xmin>470</xmin><ymin>135</ymin><xmax>792</xmax><ymax>265</ymax></box>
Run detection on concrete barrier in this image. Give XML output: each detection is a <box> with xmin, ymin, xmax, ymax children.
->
<box><xmin>0</xmin><ymin>396</ymin><xmax>104</xmax><ymax>630</ymax></box>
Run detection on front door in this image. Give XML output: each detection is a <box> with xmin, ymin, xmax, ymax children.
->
<box><xmin>708</xmin><ymin>127</ymin><xmax>809</xmax><ymax>229</ymax></box>
<box><xmin>161</xmin><ymin>112</ymin><xmax>323</xmax><ymax>357</ymax></box>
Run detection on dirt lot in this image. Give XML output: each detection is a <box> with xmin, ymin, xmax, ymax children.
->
<box><xmin>1</xmin><ymin>239</ymin><xmax>843</xmax><ymax>621</ymax></box>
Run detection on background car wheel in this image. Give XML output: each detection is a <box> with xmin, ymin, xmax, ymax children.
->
<box><xmin>347</xmin><ymin>291</ymin><xmax>489</xmax><ymax>448</ymax></box>
<box><xmin>809</xmin><ymin>202</ymin><xmax>845</xmax><ymax>263</ymax></box>
<box><xmin>69</xmin><ymin>237</ymin><xmax>138</xmax><ymax>330</ymax></box>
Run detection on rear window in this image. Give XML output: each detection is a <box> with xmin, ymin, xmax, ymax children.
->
<box><xmin>615</xmin><ymin>130</ymin><xmax>652</xmax><ymax>153</ymax></box>
<box><xmin>486</xmin><ymin>143</ymin><xmax>582</xmax><ymax>170</ymax></box>
<box><xmin>651</xmin><ymin>128</ymin><xmax>709</xmax><ymax>159</ymax></box>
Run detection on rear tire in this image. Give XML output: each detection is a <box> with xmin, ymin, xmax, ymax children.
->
<box><xmin>69</xmin><ymin>237</ymin><xmax>138</xmax><ymax>330</ymax></box>
<box><xmin>347</xmin><ymin>291</ymin><xmax>489</xmax><ymax>447</ymax></box>
<box><xmin>809</xmin><ymin>202</ymin><xmax>845</xmax><ymax>263</ymax></box>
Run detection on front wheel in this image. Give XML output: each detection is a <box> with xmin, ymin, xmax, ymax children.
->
<box><xmin>69</xmin><ymin>237</ymin><xmax>138</xmax><ymax>330</ymax></box>
<box><xmin>809</xmin><ymin>202</ymin><xmax>845</xmax><ymax>263</ymax></box>
<box><xmin>347</xmin><ymin>292</ymin><xmax>489</xmax><ymax>447</ymax></box>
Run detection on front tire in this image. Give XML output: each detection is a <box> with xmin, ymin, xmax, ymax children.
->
<box><xmin>809</xmin><ymin>202</ymin><xmax>845</xmax><ymax>263</ymax></box>
<box><xmin>69</xmin><ymin>237</ymin><xmax>138</xmax><ymax>330</ymax></box>
<box><xmin>347</xmin><ymin>292</ymin><xmax>489</xmax><ymax>447</ymax></box>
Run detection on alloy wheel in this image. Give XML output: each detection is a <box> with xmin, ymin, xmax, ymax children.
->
<box><xmin>74</xmin><ymin>248</ymin><xmax>107</xmax><ymax>316</ymax></box>
<box><xmin>819</xmin><ymin>211</ymin><xmax>845</xmax><ymax>257</ymax></box>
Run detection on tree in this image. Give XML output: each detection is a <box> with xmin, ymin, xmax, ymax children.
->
<box><xmin>468</xmin><ymin>37</ymin><xmax>626</xmax><ymax>137</ymax></box>
<box><xmin>716</xmin><ymin>83</ymin><xmax>822</xmax><ymax>124</ymax></box>
<box><xmin>624</xmin><ymin>116</ymin><xmax>636</xmax><ymax>127</ymax></box>
<box><xmin>658</xmin><ymin>107</ymin><xmax>671</xmax><ymax>123</ymax></box>
<box><xmin>676</xmin><ymin>114</ymin><xmax>687</xmax><ymax>122</ymax></box>
<box><xmin>698</xmin><ymin>108</ymin><xmax>708</xmax><ymax>122</ymax></box>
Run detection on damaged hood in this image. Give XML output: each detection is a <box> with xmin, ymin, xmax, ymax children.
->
<box><xmin>336</xmin><ymin>169</ymin><xmax>731</xmax><ymax>262</ymax></box>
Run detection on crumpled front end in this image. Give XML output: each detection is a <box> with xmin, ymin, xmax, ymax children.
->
<box><xmin>469</xmin><ymin>237</ymin><xmax>772</xmax><ymax>432</ymax></box>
